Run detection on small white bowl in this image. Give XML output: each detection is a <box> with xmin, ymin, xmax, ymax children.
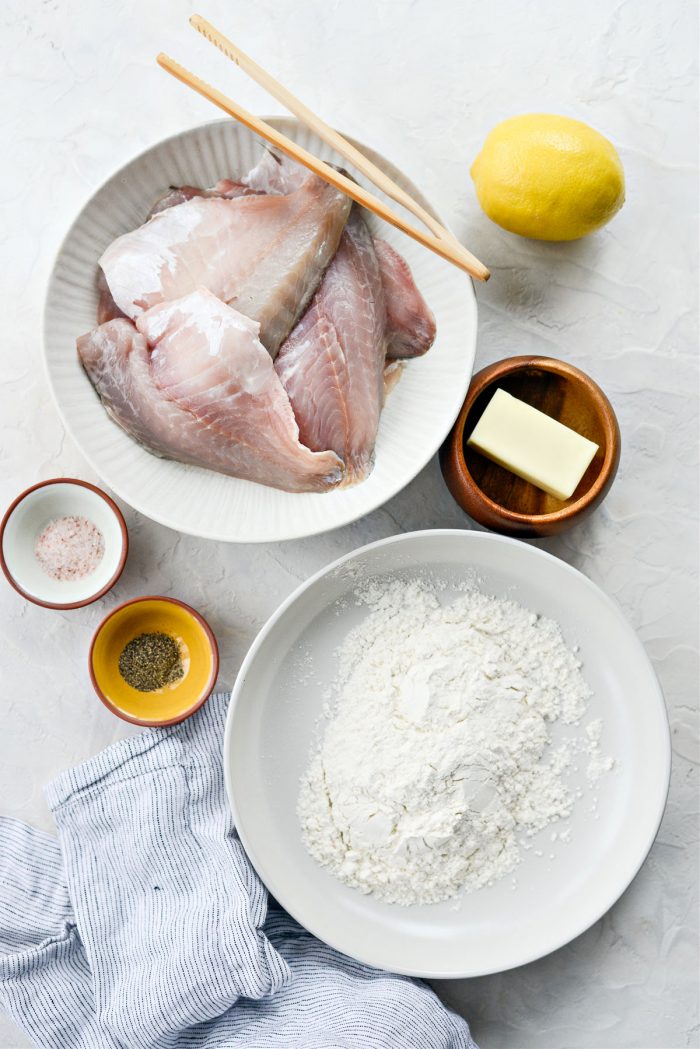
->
<box><xmin>0</xmin><ymin>478</ymin><xmax>128</xmax><ymax>609</ymax></box>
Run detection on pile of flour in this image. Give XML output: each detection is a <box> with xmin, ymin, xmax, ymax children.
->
<box><xmin>298</xmin><ymin>576</ymin><xmax>613</xmax><ymax>906</ymax></box>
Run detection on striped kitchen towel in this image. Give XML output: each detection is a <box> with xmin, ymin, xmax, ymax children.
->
<box><xmin>0</xmin><ymin>692</ymin><xmax>477</xmax><ymax>1049</ymax></box>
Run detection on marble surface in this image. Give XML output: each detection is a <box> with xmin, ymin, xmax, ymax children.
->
<box><xmin>1</xmin><ymin>1</ymin><xmax>698</xmax><ymax>1046</ymax></box>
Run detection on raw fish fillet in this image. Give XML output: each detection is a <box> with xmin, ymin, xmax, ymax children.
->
<box><xmin>246</xmin><ymin>152</ymin><xmax>436</xmax><ymax>359</ymax></box>
<box><xmin>148</xmin><ymin>179</ymin><xmax>257</xmax><ymax>217</ymax></box>
<box><xmin>99</xmin><ymin>172</ymin><xmax>351</xmax><ymax>356</ymax></box>
<box><xmin>275</xmin><ymin>208</ymin><xmax>386</xmax><ymax>484</ymax></box>
<box><xmin>77</xmin><ymin>292</ymin><xmax>343</xmax><ymax>493</ymax></box>
<box><xmin>383</xmin><ymin>360</ymin><xmax>403</xmax><ymax>397</ymax></box>
<box><xmin>96</xmin><ymin>271</ymin><xmax>127</xmax><ymax>325</ymax></box>
<box><xmin>243</xmin><ymin>150</ymin><xmax>308</xmax><ymax>194</ymax></box>
<box><xmin>374</xmin><ymin>238</ymin><xmax>436</xmax><ymax>358</ymax></box>
<box><xmin>92</xmin><ymin>181</ymin><xmax>263</xmax><ymax>326</ymax></box>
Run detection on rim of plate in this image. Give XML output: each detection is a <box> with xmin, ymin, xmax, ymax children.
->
<box><xmin>42</xmin><ymin>119</ymin><xmax>477</xmax><ymax>543</ymax></box>
<box><xmin>224</xmin><ymin>529</ymin><xmax>672</xmax><ymax>977</ymax></box>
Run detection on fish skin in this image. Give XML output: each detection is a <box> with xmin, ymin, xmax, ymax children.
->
<box><xmin>243</xmin><ymin>150</ymin><xmax>308</xmax><ymax>194</ymax></box>
<box><xmin>96</xmin><ymin>270</ymin><xmax>127</xmax><ymax>325</ymax></box>
<box><xmin>99</xmin><ymin>172</ymin><xmax>351</xmax><ymax>357</ymax></box>
<box><xmin>373</xmin><ymin>238</ymin><xmax>436</xmax><ymax>359</ymax></box>
<box><xmin>246</xmin><ymin>152</ymin><xmax>436</xmax><ymax>360</ymax></box>
<box><xmin>78</xmin><ymin>319</ymin><xmax>170</xmax><ymax>452</ymax></box>
<box><xmin>77</xmin><ymin>293</ymin><xmax>343</xmax><ymax>493</ymax></box>
<box><xmin>253</xmin><ymin>154</ymin><xmax>388</xmax><ymax>480</ymax></box>
<box><xmin>275</xmin><ymin>208</ymin><xmax>386</xmax><ymax>485</ymax></box>
<box><xmin>92</xmin><ymin>181</ymin><xmax>262</xmax><ymax>327</ymax></box>
<box><xmin>147</xmin><ymin>179</ymin><xmax>257</xmax><ymax>217</ymax></box>
<box><xmin>383</xmin><ymin>359</ymin><xmax>403</xmax><ymax>397</ymax></box>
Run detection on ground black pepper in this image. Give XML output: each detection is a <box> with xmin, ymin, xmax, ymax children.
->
<box><xmin>118</xmin><ymin>632</ymin><xmax>184</xmax><ymax>692</ymax></box>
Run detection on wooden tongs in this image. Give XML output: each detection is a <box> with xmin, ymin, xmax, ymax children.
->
<box><xmin>157</xmin><ymin>16</ymin><xmax>490</xmax><ymax>281</ymax></box>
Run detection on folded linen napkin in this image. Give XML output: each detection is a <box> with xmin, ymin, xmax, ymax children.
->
<box><xmin>0</xmin><ymin>692</ymin><xmax>477</xmax><ymax>1049</ymax></box>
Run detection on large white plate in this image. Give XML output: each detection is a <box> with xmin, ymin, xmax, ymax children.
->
<box><xmin>43</xmin><ymin>120</ymin><xmax>477</xmax><ymax>543</ymax></box>
<box><xmin>224</xmin><ymin>530</ymin><xmax>671</xmax><ymax>977</ymax></box>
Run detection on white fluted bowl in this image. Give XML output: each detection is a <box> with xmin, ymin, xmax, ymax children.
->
<box><xmin>225</xmin><ymin>530</ymin><xmax>671</xmax><ymax>976</ymax></box>
<box><xmin>43</xmin><ymin>120</ymin><xmax>477</xmax><ymax>542</ymax></box>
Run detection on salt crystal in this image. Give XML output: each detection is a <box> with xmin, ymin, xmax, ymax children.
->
<box><xmin>34</xmin><ymin>515</ymin><xmax>105</xmax><ymax>582</ymax></box>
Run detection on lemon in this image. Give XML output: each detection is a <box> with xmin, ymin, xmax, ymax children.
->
<box><xmin>471</xmin><ymin>114</ymin><xmax>625</xmax><ymax>241</ymax></box>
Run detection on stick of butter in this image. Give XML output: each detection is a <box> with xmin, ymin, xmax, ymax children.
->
<box><xmin>467</xmin><ymin>388</ymin><xmax>599</xmax><ymax>501</ymax></box>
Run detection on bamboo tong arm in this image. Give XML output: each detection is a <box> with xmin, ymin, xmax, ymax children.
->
<box><xmin>189</xmin><ymin>14</ymin><xmax>463</xmax><ymax>252</ymax></box>
<box><xmin>157</xmin><ymin>25</ymin><xmax>489</xmax><ymax>281</ymax></box>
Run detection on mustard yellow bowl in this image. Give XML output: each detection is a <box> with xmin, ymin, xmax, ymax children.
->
<box><xmin>89</xmin><ymin>596</ymin><xmax>219</xmax><ymax>726</ymax></box>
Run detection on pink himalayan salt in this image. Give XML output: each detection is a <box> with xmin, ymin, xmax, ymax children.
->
<box><xmin>34</xmin><ymin>515</ymin><xmax>105</xmax><ymax>582</ymax></box>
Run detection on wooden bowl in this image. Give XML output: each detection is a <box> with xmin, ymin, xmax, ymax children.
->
<box><xmin>440</xmin><ymin>356</ymin><xmax>620</xmax><ymax>537</ymax></box>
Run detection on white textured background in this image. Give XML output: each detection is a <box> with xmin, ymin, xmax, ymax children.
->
<box><xmin>1</xmin><ymin>1</ymin><xmax>698</xmax><ymax>1047</ymax></box>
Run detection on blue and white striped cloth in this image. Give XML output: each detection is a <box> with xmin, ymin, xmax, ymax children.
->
<box><xmin>0</xmin><ymin>692</ymin><xmax>477</xmax><ymax>1049</ymax></box>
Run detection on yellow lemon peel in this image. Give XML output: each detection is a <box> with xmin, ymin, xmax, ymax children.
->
<box><xmin>471</xmin><ymin>114</ymin><xmax>625</xmax><ymax>241</ymax></box>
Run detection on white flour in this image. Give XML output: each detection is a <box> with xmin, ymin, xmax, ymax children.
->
<box><xmin>298</xmin><ymin>576</ymin><xmax>613</xmax><ymax>906</ymax></box>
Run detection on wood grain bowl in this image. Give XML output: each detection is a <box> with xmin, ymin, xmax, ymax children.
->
<box><xmin>439</xmin><ymin>356</ymin><xmax>621</xmax><ymax>537</ymax></box>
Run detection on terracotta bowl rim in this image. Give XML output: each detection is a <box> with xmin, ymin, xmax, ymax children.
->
<box><xmin>88</xmin><ymin>594</ymin><xmax>220</xmax><ymax>727</ymax></box>
<box><xmin>450</xmin><ymin>355</ymin><xmax>620</xmax><ymax>525</ymax></box>
<box><xmin>0</xmin><ymin>477</ymin><xmax>129</xmax><ymax>609</ymax></box>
